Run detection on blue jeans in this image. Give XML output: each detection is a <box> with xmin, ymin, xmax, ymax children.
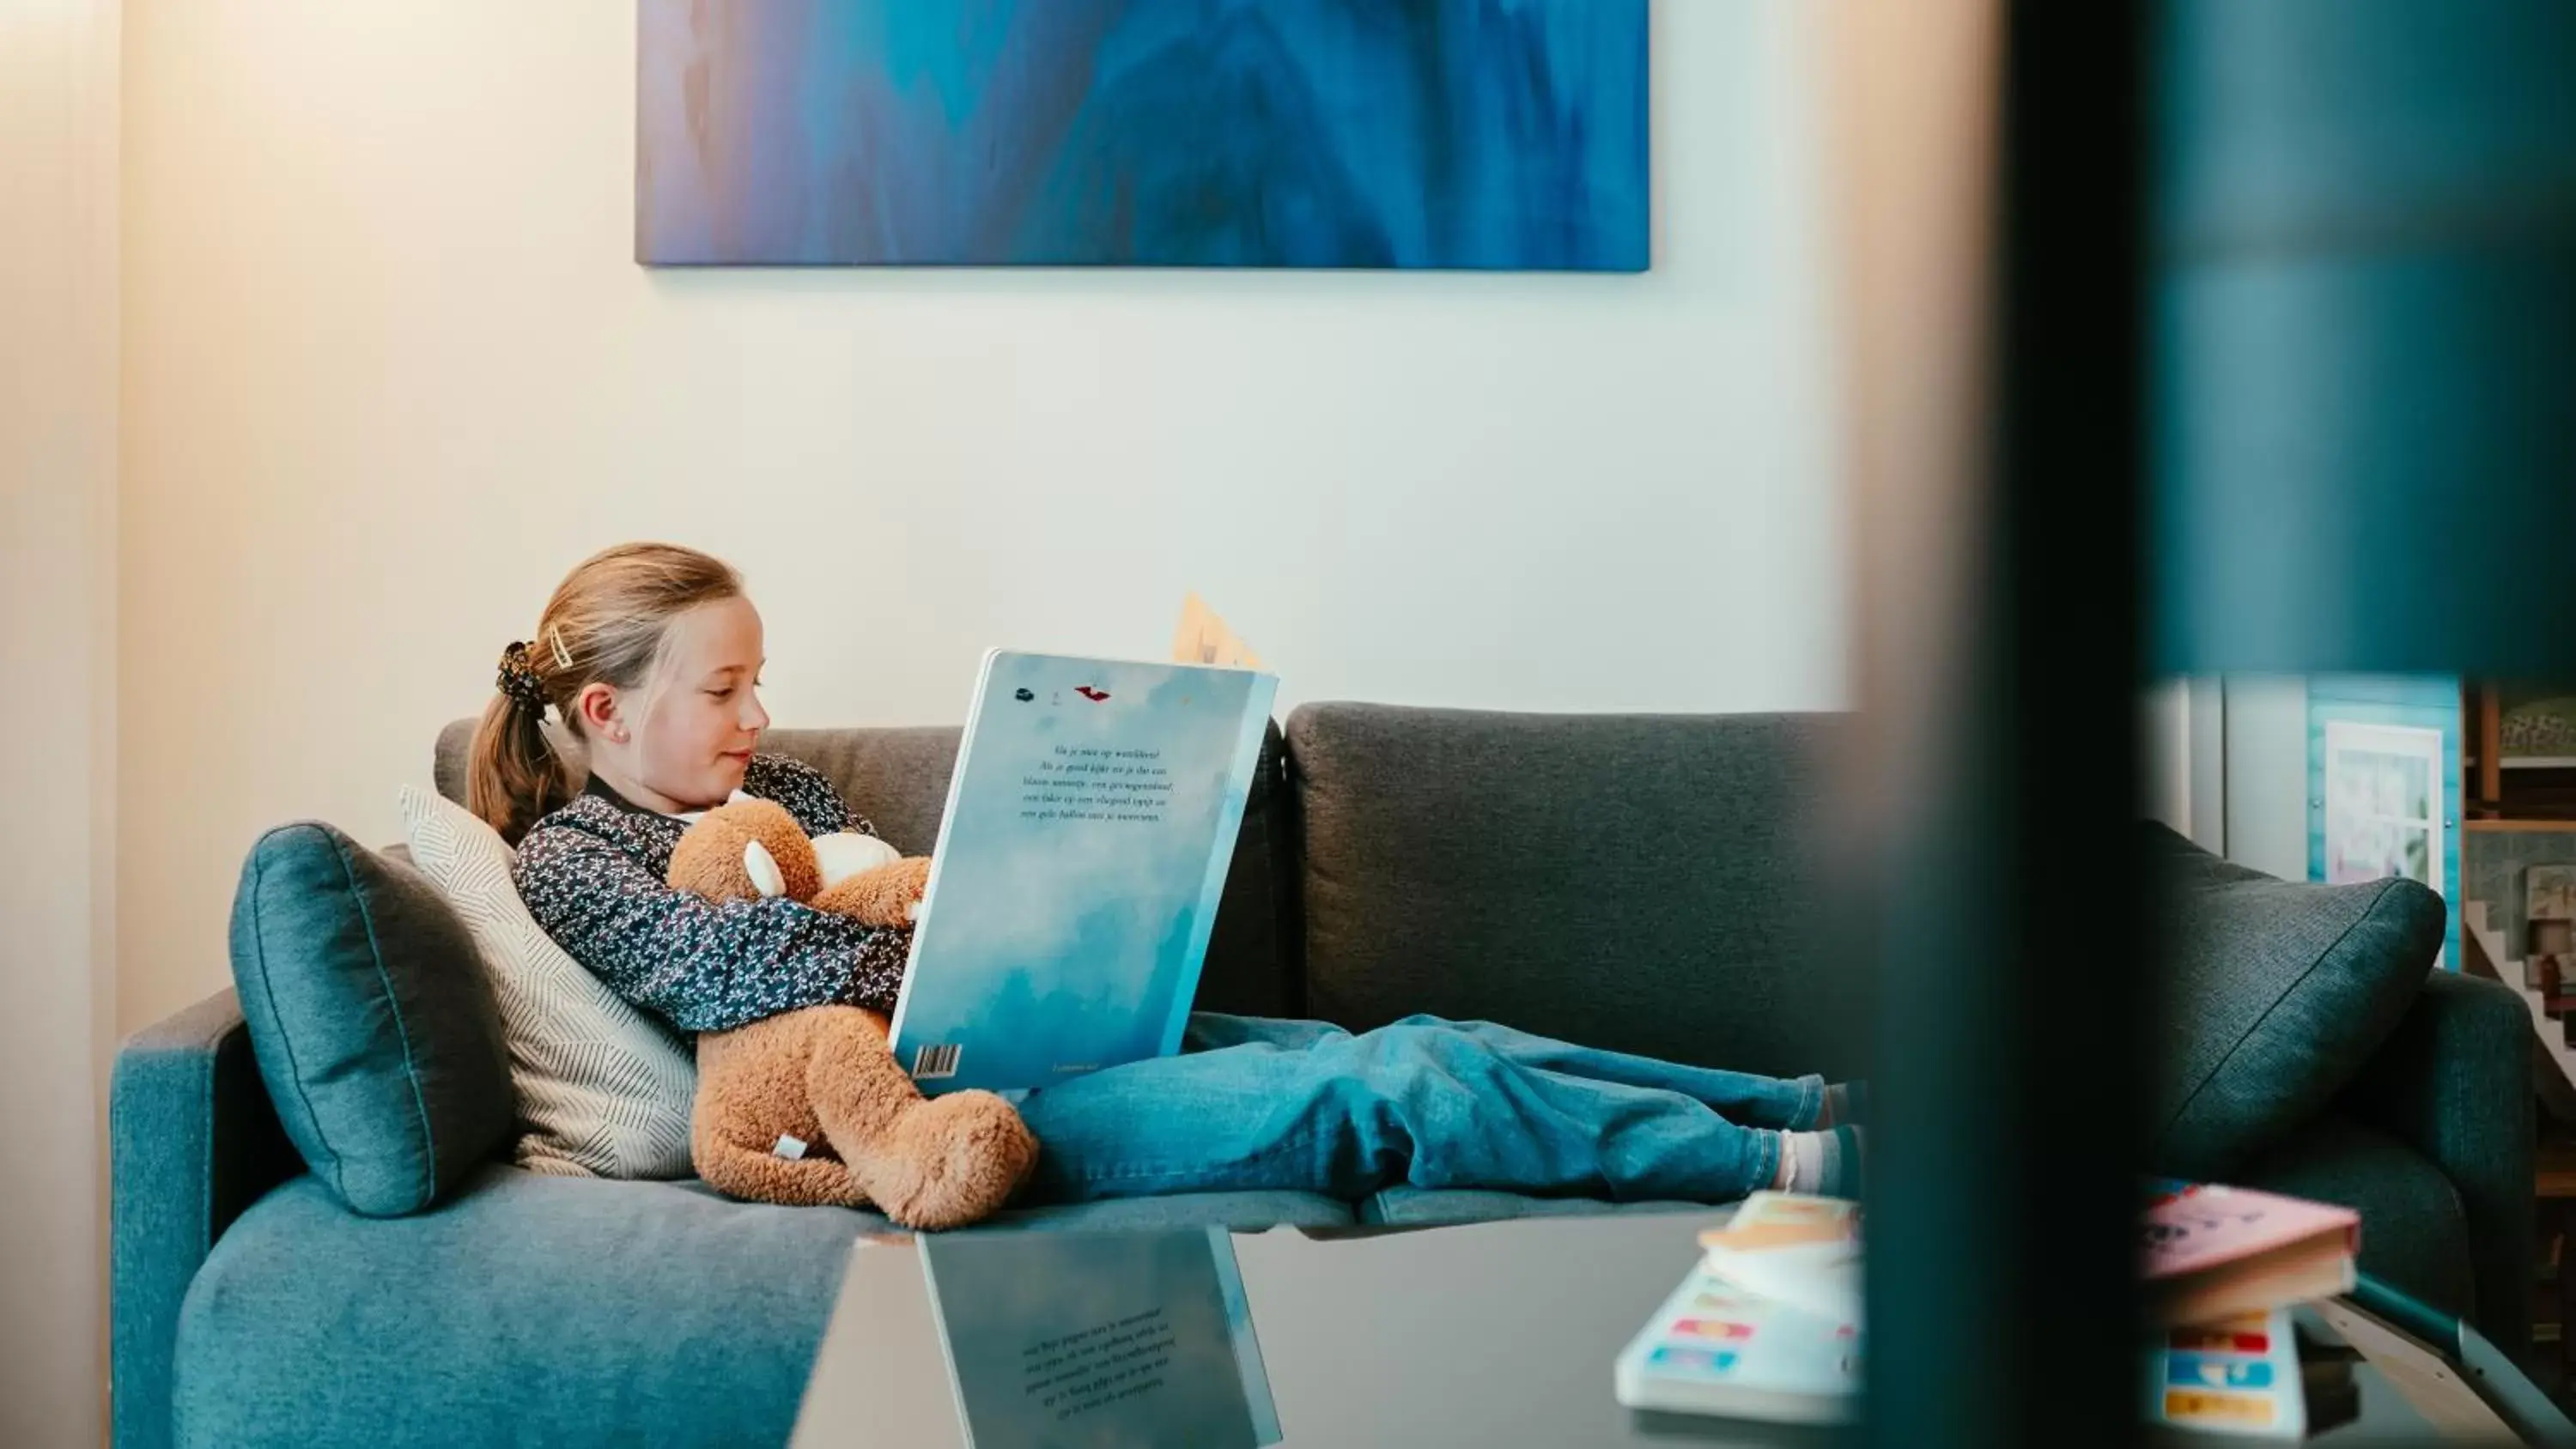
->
<box><xmin>1014</xmin><ymin>1015</ymin><xmax>1823</xmax><ymax>1205</ymax></box>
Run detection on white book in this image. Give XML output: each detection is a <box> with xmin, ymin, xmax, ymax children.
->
<box><xmin>1694</xmin><ymin>1191</ymin><xmax>1863</xmax><ymax>1324</ymax></box>
<box><xmin>1613</xmin><ymin>1267</ymin><xmax>1862</xmax><ymax>1424</ymax></box>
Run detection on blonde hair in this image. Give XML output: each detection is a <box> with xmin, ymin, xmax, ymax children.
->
<box><xmin>468</xmin><ymin>542</ymin><xmax>744</xmax><ymax>844</ymax></box>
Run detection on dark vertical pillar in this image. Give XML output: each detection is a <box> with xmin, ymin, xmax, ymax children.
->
<box><xmin>1863</xmin><ymin>1</ymin><xmax>2148</xmax><ymax>1444</ymax></box>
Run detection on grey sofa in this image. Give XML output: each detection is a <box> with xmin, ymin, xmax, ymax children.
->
<box><xmin>111</xmin><ymin>706</ymin><xmax>2531</xmax><ymax>1446</ymax></box>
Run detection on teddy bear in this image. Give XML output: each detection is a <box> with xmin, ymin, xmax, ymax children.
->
<box><xmin>665</xmin><ymin>796</ymin><xmax>1038</xmax><ymax>1228</ymax></box>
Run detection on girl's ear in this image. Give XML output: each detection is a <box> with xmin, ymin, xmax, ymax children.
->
<box><xmin>573</xmin><ymin>682</ymin><xmax>622</xmax><ymax>741</ymax></box>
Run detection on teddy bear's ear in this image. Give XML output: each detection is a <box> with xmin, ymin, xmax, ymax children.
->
<box><xmin>671</xmin><ymin>797</ymin><xmax>822</xmax><ymax>903</ymax></box>
<box><xmin>744</xmin><ymin>839</ymin><xmax>787</xmax><ymax>899</ymax></box>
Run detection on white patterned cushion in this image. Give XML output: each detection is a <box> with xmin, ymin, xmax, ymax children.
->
<box><xmin>397</xmin><ymin>785</ymin><xmax>696</xmax><ymax>1179</ymax></box>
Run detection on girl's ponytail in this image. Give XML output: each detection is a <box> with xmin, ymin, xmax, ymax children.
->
<box><xmin>466</xmin><ymin>643</ymin><xmax>574</xmax><ymax>845</ymax></box>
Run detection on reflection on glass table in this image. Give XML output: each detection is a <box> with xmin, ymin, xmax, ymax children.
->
<box><xmin>919</xmin><ymin>1227</ymin><xmax>1278</xmax><ymax>1448</ymax></box>
<box><xmin>791</xmin><ymin>1212</ymin><xmax>2576</xmax><ymax>1447</ymax></box>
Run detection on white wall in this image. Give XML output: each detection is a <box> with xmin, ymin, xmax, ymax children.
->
<box><xmin>2141</xmin><ymin>682</ymin><xmax>2192</xmax><ymax>835</ymax></box>
<box><xmin>2140</xmin><ymin>677</ymin><xmax>2229</xmax><ymax>853</ymax></box>
<box><xmin>0</xmin><ymin>1</ymin><xmax>118</xmax><ymax>1440</ymax></box>
<box><xmin>2223</xmin><ymin>676</ymin><xmax>2312</xmax><ymax>881</ymax></box>
<box><xmin>119</xmin><ymin>0</ymin><xmax>1847</xmax><ymax>1033</ymax></box>
<box><xmin>2148</xmin><ymin>676</ymin><xmax>2324</xmax><ymax>882</ymax></box>
<box><xmin>2145</xmin><ymin>674</ymin><xmax>2316</xmax><ymax>881</ymax></box>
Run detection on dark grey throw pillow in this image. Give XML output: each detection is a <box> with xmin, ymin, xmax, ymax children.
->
<box><xmin>228</xmin><ymin>822</ymin><xmax>513</xmax><ymax>1216</ymax></box>
<box><xmin>2148</xmin><ymin>824</ymin><xmax>2445</xmax><ymax>1178</ymax></box>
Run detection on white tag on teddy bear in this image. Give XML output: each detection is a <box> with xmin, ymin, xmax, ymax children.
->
<box><xmin>772</xmin><ymin>1133</ymin><xmax>809</xmax><ymax>1161</ymax></box>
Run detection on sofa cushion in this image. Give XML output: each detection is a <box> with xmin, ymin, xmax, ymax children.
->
<box><xmin>1358</xmin><ymin>1187</ymin><xmax>1722</xmax><ymax>1228</ymax></box>
<box><xmin>173</xmin><ymin>1168</ymin><xmax>1352</xmax><ymax>1447</ymax></box>
<box><xmin>2147</xmin><ymin>825</ymin><xmax>2445</xmax><ymax>1178</ymax></box>
<box><xmin>435</xmin><ymin>716</ymin><xmax>1302</xmax><ymax>1018</ymax></box>
<box><xmin>398</xmin><ymin>785</ymin><xmax>699</xmax><ymax>1180</ymax></box>
<box><xmin>2235</xmin><ymin>1113</ymin><xmax>2474</xmax><ymax>1322</ymax></box>
<box><xmin>227</xmin><ymin>823</ymin><xmax>512</xmax><ymax>1217</ymax></box>
<box><xmin>1288</xmin><ymin>705</ymin><xmax>1853</xmax><ymax>1079</ymax></box>
<box><xmin>173</xmin><ymin>1169</ymin><xmax>860</xmax><ymax>1447</ymax></box>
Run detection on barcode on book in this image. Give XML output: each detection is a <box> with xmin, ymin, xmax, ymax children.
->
<box><xmin>911</xmin><ymin>1043</ymin><xmax>962</xmax><ymax>1079</ymax></box>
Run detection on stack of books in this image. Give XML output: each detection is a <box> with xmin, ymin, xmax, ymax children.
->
<box><xmin>1613</xmin><ymin>1183</ymin><xmax>2363</xmax><ymax>1438</ymax></box>
<box><xmin>1613</xmin><ymin>1193</ymin><xmax>1863</xmax><ymax>1424</ymax></box>
<box><xmin>2140</xmin><ymin>1180</ymin><xmax>2361</xmax><ymax>1439</ymax></box>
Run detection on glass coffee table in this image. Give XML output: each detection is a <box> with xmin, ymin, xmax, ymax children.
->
<box><xmin>793</xmin><ymin>1210</ymin><xmax>2573</xmax><ymax>1446</ymax></box>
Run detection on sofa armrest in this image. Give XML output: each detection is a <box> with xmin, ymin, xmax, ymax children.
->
<box><xmin>111</xmin><ymin>988</ymin><xmax>301</xmax><ymax>1449</ymax></box>
<box><xmin>2334</xmin><ymin>970</ymin><xmax>2534</xmax><ymax>1367</ymax></box>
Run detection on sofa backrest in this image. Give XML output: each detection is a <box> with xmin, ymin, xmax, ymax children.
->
<box><xmin>431</xmin><ymin>718</ymin><xmax>1302</xmax><ymax>1019</ymax></box>
<box><xmin>435</xmin><ymin>705</ymin><xmax>1852</xmax><ymax>1074</ymax></box>
<box><xmin>1285</xmin><ymin>704</ymin><xmax>1854</xmax><ymax>1079</ymax></box>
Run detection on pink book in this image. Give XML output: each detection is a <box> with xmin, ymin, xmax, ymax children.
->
<box><xmin>2142</xmin><ymin>1181</ymin><xmax>2360</xmax><ymax>1325</ymax></box>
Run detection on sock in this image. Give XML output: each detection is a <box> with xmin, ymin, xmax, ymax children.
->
<box><xmin>1817</xmin><ymin>1081</ymin><xmax>1868</xmax><ymax>1129</ymax></box>
<box><xmin>1772</xmin><ymin>1126</ymin><xmax>1866</xmax><ymax>1198</ymax></box>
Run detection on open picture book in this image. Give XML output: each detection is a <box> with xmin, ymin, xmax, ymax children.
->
<box><xmin>886</xmin><ymin>649</ymin><xmax>1279</xmax><ymax>1095</ymax></box>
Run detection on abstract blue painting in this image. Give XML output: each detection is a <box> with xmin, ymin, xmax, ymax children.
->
<box><xmin>635</xmin><ymin>0</ymin><xmax>1649</xmax><ymax>270</ymax></box>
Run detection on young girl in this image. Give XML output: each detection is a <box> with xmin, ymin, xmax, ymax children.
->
<box><xmin>481</xmin><ymin>543</ymin><xmax>1862</xmax><ymax>1217</ymax></box>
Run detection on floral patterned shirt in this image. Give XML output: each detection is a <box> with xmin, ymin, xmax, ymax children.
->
<box><xmin>511</xmin><ymin>755</ymin><xmax>911</xmax><ymax>1034</ymax></box>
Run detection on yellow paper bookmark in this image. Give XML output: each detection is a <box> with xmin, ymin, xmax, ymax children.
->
<box><xmin>1172</xmin><ymin>592</ymin><xmax>1265</xmax><ymax>669</ymax></box>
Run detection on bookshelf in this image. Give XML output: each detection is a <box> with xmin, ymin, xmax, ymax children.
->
<box><xmin>2467</xmin><ymin>683</ymin><xmax>2576</xmax><ymax>824</ymax></box>
<box><xmin>2468</xmin><ymin>903</ymin><xmax>2576</xmax><ymax>1101</ymax></box>
<box><xmin>2459</xmin><ymin>682</ymin><xmax>2576</xmax><ymax>1023</ymax></box>
<box><xmin>2461</xmin><ymin>687</ymin><xmax>2576</xmax><ymax>1384</ymax></box>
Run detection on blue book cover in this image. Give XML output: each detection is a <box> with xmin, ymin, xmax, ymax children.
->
<box><xmin>889</xmin><ymin>651</ymin><xmax>1279</xmax><ymax>1094</ymax></box>
<box><xmin>920</xmin><ymin>1228</ymin><xmax>1282</xmax><ymax>1449</ymax></box>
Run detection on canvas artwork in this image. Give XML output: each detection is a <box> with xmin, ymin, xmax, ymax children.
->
<box><xmin>635</xmin><ymin>0</ymin><xmax>1649</xmax><ymax>270</ymax></box>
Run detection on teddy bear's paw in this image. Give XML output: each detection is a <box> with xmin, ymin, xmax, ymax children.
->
<box><xmin>811</xmin><ymin>856</ymin><xmax>932</xmax><ymax>928</ymax></box>
<box><xmin>860</xmin><ymin>1092</ymin><xmax>1039</xmax><ymax>1231</ymax></box>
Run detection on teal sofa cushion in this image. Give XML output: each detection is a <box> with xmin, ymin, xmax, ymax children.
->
<box><xmin>2147</xmin><ymin>825</ymin><xmax>2445</xmax><ymax>1178</ymax></box>
<box><xmin>172</xmin><ymin>1167</ymin><xmax>1351</xmax><ymax>1447</ymax></box>
<box><xmin>228</xmin><ymin>823</ymin><xmax>511</xmax><ymax>1216</ymax></box>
